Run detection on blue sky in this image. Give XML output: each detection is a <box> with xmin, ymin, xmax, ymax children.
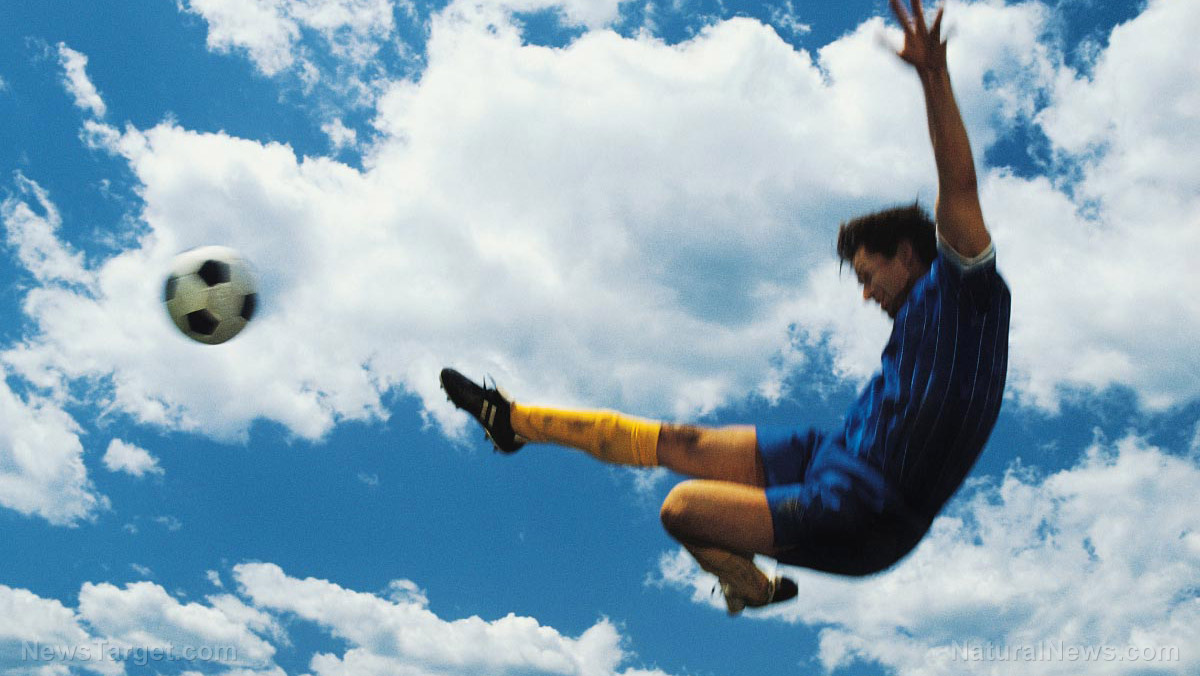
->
<box><xmin>1</xmin><ymin>1</ymin><xmax>1198</xmax><ymax>675</ymax></box>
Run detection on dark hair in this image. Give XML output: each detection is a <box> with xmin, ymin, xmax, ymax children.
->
<box><xmin>836</xmin><ymin>203</ymin><xmax>937</xmax><ymax>268</ymax></box>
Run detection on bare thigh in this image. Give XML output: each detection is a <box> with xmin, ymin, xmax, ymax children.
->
<box><xmin>659</xmin><ymin>479</ymin><xmax>778</xmax><ymax>556</ymax></box>
<box><xmin>656</xmin><ymin>424</ymin><xmax>765</xmax><ymax>486</ymax></box>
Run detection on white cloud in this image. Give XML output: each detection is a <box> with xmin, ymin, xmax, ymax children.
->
<box><xmin>321</xmin><ymin>117</ymin><xmax>358</xmax><ymax>151</ymax></box>
<box><xmin>233</xmin><ymin>562</ymin><xmax>672</xmax><ymax>676</ymax></box>
<box><xmin>0</xmin><ymin>0</ymin><xmax>1196</xmax><ymax>458</ymax></box>
<box><xmin>183</xmin><ymin>0</ymin><xmax>302</xmax><ymax>76</ymax></box>
<box><xmin>1</xmin><ymin>563</ymin><xmax>674</xmax><ymax>676</ymax></box>
<box><xmin>628</xmin><ymin>466</ymin><xmax>671</xmax><ymax>497</ymax></box>
<box><xmin>655</xmin><ymin>433</ymin><xmax>1200</xmax><ymax>675</ymax></box>
<box><xmin>182</xmin><ymin>669</ymin><xmax>287</xmax><ymax>676</ymax></box>
<box><xmin>0</xmin><ymin>8</ymin><xmax>935</xmax><ymax>443</ymax></box>
<box><xmin>767</xmin><ymin>0</ymin><xmax>812</xmax><ymax>40</ymax></box>
<box><xmin>102</xmin><ymin>439</ymin><xmax>164</xmax><ymax>478</ymax></box>
<box><xmin>0</xmin><ymin>584</ymin><xmax>122</xmax><ymax>676</ymax></box>
<box><xmin>204</xmin><ymin>593</ymin><xmax>288</xmax><ymax>646</ymax></box>
<box><xmin>288</xmin><ymin>0</ymin><xmax>397</xmax><ymax>64</ymax></box>
<box><xmin>81</xmin><ymin>119</ymin><xmax>123</xmax><ymax>153</ymax></box>
<box><xmin>183</xmin><ymin>0</ymin><xmax>625</xmax><ymax>85</ymax></box>
<box><xmin>2</xmin><ymin>173</ymin><xmax>93</xmax><ymax>287</ymax></box>
<box><xmin>0</xmin><ymin>375</ymin><xmax>106</xmax><ymax>526</ymax></box>
<box><xmin>384</xmin><ymin>579</ymin><xmax>427</xmax><ymax>607</ymax></box>
<box><xmin>77</xmin><ymin>581</ymin><xmax>277</xmax><ymax>669</ymax></box>
<box><xmin>1</xmin><ymin>579</ymin><xmax>289</xmax><ymax>675</ymax></box>
<box><xmin>989</xmin><ymin>0</ymin><xmax>1200</xmax><ymax>411</ymax></box>
<box><xmin>454</xmin><ymin>0</ymin><xmax>627</xmax><ymax>30</ymax></box>
<box><xmin>56</xmin><ymin>43</ymin><xmax>107</xmax><ymax>118</ymax></box>
<box><xmin>0</xmin><ymin>171</ymin><xmax>108</xmax><ymax>512</ymax></box>
<box><xmin>182</xmin><ymin>0</ymin><xmax>399</xmax><ymax>105</ymax></box>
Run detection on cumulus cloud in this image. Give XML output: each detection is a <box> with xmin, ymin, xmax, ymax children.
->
<box><xmin>0</xmin><ymin>375</ymin><xmax>106</xmax><ymax>526</ymax></box>
<box><xmin>1</xmin><ymin>580</ymin><xmax>285</xmax><ymax>675</ymax></box>
<box><xmin>182</xmin><ymin>0</ymin><xmax>303</xmax><ymax>76</ymax></box>
<box><xmin>784</xmin><ymin>0</ymin><xmax>1200</xmax><ymax>413</ymax></box>
<box><xmin>0</xmin><ymin>0</ymin><xmax>1195</xmax><ymax>461</ymax></box>
<box><xmin>182</xmin><ymin>0</ymin><xmax>400</xmax><ymax>106</ymax></box>
<box><xmin>183</xmin><ymin>0</ymin><xmax>627</xmax><ymax>85</ymax></box>
<box><xmin>0</xmin><ymin>584</ymin><xmax>122</xmax><ymax>676</ymax></box>
<box><xmin>999</xmin><ymin>0</ymin><xmax>1200</xmax><ymax>411</ymax></box>
<box><xmin>233</xmin><ymin>562</ymin><xmax>671</xmax><ymax>676</ymax></box>
<box><xmin>0</xmin><ymin>3</ymin><xmax>1014</xmax><ymax>442</ymax></box>
<box><xmin>654</xmin><ymin>433</ymin><xmax>1200</xmax><ymax>675</ymax></box>
<box><xmin>0</xmin><ymin>565</ymin><xmax>672</xmax><ymax>676</ymax></box>
<box><xmin>102</xmin><ymin>439</ymin><xmax>164</xmax><ymax>478</ymax></box>
<box><xmin>56</xmin><ymin>43</ymin><xmax>107</xmax><ymax>118</ymax></box>
<box><xmin>77</xmin><ymin>581</ymin><xmax>277</xmax><ymax>669</ymax></box>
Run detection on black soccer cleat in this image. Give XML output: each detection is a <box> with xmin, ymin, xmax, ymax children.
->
<box><xmin>439</xmin><ymin>368</ymin><xmax>526</xmax><ymax>453</ymax></box>
<box><xmin>754</xmin><ymin>575</ymin><xmax>799</xmax><ymax>608</ymax></box>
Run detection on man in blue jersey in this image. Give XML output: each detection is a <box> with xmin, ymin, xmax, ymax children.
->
<box><xmin>441</xmin><ymin>0</ymin><xmax>1010</xmax><ymax>614</ymax></box>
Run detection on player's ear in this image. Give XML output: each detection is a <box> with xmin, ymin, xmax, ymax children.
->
<box><xmin>897</xmin><ymin>240</ymin><xmax>925</xmax><ymax>277</ymax></box>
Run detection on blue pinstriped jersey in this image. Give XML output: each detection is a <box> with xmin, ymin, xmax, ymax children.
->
<box><xmin>839</xmin><ymin>240</ymin><xmax>1010</xmax><ymax>518</ymax></box>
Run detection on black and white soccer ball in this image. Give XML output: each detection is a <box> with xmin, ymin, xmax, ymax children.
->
<box><xmin>164</xmin><ymin>246</ymin><xmax>258</xmax><ymax>345</ymax></box>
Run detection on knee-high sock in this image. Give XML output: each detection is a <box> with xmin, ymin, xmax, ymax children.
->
<box><xmin>509</xmin><ymin>404</ymin><xmax>660</xmax><ymax>467</ymax></box>
<box><xmin>685</xmin><ymin>544</ymin><xmax>770</xmax><ymax>603</ymax></box>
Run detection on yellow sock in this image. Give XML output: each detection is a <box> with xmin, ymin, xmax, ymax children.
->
<box><xmin>509</xmin><ymin>404</ymin><xmax>660</xmax><ymax>467</ymax></box>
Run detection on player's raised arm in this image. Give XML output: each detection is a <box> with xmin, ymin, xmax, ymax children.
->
<box><xmin>889</xmin><ymin>0</ymin><xmax>991</xmax><ymax>258</ymax></box>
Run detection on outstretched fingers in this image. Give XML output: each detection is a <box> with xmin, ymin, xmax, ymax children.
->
<box><xmin>890</xmin><ymin>0</ymin><xmax>943</xmax><ymax>38</ymax></box>
<box><xmin>888</xmin><ymin>0</ymin><xmax>912</xmax><ymax>32</ymax></box>
<box><xmin>888</xmin><ymin>0</ymin><xmax>949</xmax><ymax>70</ymax></box>
<box><xmin>910</xmin><ymin>0</ymin><xmax>927</xmax><ymax>33</ymax></box>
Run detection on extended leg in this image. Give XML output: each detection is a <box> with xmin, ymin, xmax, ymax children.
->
<box><xmin>510</xmin><ymin>405</ymin><xmax>662</xmax><ymax>467</ymax></box>
<box><xmin>439</xmin><ymin>369</ymin><xmax>795</xmax><ymax>612</ymax></box>
<box><xmin>511</xmin><ymin>405</ymin><xmax>766</xmax><ymax>485</ymax></box>
<box><xmin>657</xmin><ymin>423</ymin><xmax>764</xmax><ymax>486</ymax></box>
<box><xmin>441</xmin><ymin>368</ymin><xmax>764</xmax><ymax>484</ymax></box>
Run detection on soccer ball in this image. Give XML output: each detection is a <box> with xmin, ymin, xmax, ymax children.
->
<box><xmin>164</xmin><ymin>246</ymin><xmax>258</xmax><ymax>345</ymax></box>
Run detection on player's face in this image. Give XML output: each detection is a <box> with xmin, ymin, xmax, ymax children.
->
<box><xmin>852</xmin><ymin>245</ymin><xmax>918</xmax><ymax>318</ymax></box>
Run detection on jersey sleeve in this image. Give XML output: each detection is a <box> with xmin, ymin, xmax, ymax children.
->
<box><xmin>937</xmin><ymin>234</ymin><xmax>996</xmax><ymax>274</ymax></box>
<box><xmin>935</xmin><ymin>234</ymin><xmax>1003</xmax><ymax>313</ymax></box>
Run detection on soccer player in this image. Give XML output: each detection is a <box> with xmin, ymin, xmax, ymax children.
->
<box><xmin>441</xmin><ymin>0</ymin><xmax>1009</xmax><ymax>614</ymax></box>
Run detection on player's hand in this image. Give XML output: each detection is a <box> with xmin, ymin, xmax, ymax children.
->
<box><xmin>889</xmin><ymin>0</ymin><xmax>947</xmax><ymax>75</ymax></box>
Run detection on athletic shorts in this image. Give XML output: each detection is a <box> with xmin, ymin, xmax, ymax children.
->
<box><xmin>757</xmin><ymin>425</ymin><xmax>929</xmax><ymax>576</ymax></box>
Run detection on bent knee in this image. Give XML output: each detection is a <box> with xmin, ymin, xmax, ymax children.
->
<box><xmin>659</xmin><ymin>481</ymin><xmax>702</xmax><ymax>537</ymax></box>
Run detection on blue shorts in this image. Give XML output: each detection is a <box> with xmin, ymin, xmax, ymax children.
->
<box><xmin>757</xmin><ymin>425</ymin><xmax>928</xmax><ymax>576</ymax></box>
